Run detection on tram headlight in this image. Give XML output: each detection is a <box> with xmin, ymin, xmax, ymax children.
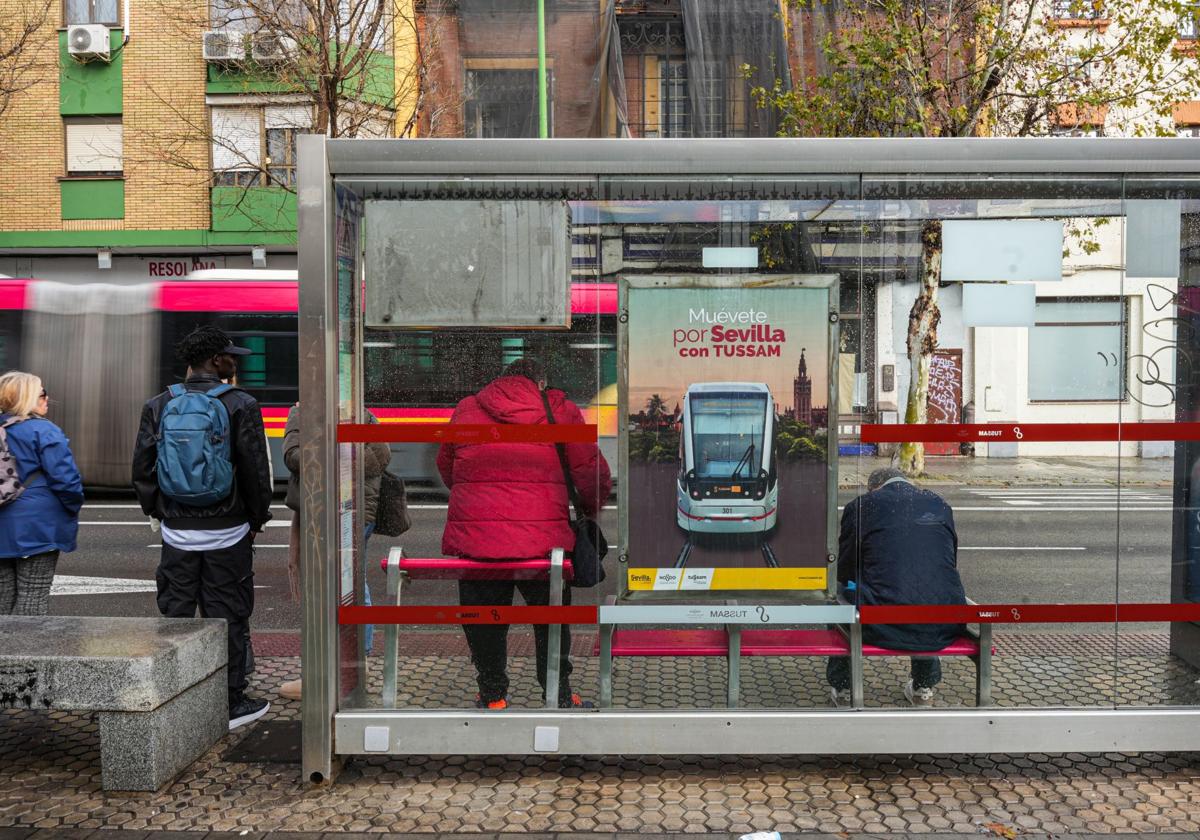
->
<box><xmin>691</xmin><ymin>490</ymin><xmax>700</xmax><ymax>499</ymax></box>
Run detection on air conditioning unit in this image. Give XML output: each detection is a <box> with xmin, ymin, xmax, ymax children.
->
<box><xmin>203</xmin><ymin>31</ymin><xmax>246</xmax><ymax>62</ymax></box>
<box><xmin>251</xmin><ymin>32</ymin><xmax>297</xmax><ymax>62</ymax></box>
<box><xmin>66</xmin><ymin>24</ymin><xmax>111</xmax><ymax>61</ymax></box>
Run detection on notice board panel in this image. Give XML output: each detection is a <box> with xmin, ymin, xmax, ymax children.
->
<box><xmin>363</xmin><ymin>199</ymin><xmax>571</xmax><ymax>328</ymax></box>
<box><xmin>622</xmin><ymin>275</ymin><xmax>837</xmax><ymax>593</ymax></box>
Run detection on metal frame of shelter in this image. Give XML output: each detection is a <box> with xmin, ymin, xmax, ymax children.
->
<box><xmin>297</xmin><ymin>136</ymin><xmax>1200</xmax><ymax>785</ymax></box>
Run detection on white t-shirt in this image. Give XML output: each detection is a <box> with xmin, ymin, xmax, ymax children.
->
<box><xmin>160</xmin><ymin>522</ymin><xmax>250</xmax><ymax>551</ymax></box>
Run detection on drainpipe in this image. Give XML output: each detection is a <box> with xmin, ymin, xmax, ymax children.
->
<box><xmin>537</xmin><ymin>0</ymin><xmax>547</xmax><ymax>138</ymax></box>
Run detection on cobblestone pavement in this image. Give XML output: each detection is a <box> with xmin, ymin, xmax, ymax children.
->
<box><xmin>4</xmin><ymin>637</ymin><xmax>1200</xmax><ymax>835</ymax></box>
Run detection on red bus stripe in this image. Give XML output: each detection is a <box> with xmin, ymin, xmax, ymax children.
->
<box><xmin>337</xmin><ymin>423</ymin><xmax>597</xmax><ymax>444</ymax></box>
<box><xmin>860</xmin><ymin>422</ymin><xmax>1200</xmax><ymax>444</ymax></box>
<box><xmin>860</xmin><ymin>603</ymin><xmax>1200</xmax><ymax>624</ymax></box>
<box><xmin>572</xmin><ymin>282</ymin><xmax>617</xmax><ymax>315</ymax></box>
<box><xmin>157</xmin><ymin>281</ymin><xmax>299</xmax><ymax>312</ymax></box>
<box><xmin>339</xmin><ymin>605</ymin><xmax>598</xmax><ymax>625</ymax></box>
<box><xmin>151</xmin><ymin>281</ymin><xmax>617</xmax><ymax>315</ymax></box>
<box><xmin>0</xmin><ymin>280</ymin><xmax>29</xmax><ymax>310</ymax></box>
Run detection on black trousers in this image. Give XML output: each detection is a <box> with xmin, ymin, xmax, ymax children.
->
<box><xmin>458</xmin><ymin>578</ymin><xmax>572</xmax><ymax>704</ymax></box>
<box><xmin>156</xmin><ymin>533</ymin><xmax>255</xmax><ymax>702</ymax></box>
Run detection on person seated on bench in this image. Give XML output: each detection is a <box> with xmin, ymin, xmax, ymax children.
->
<box><xmin>828</xmin><ymin>467</ymin><xmax>966</xmax><ymax>707</ymax></box>
<box><xmin>437</xmin><ymin>357</ymin><xmax>611</xmax><ymax>710</ymax></box>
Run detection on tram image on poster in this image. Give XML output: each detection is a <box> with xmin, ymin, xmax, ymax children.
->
<box><xmin>625</xmin><ymin>280</ymin><xmax>831</xmax><ymax>592</ymax></box>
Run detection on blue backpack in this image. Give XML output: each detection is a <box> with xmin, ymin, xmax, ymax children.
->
<box><xmin>156</xmin><ymin>383</ymin><xmax>235</xmax><ymax>506</ymax></box>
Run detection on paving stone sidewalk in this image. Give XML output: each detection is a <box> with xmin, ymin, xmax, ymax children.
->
<box><xmin>5</xmin><ymin>642</ymin><xmax>1200</xmax><ymax>836</ymax></box>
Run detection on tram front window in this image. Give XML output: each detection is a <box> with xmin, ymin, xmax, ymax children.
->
<box><xmin>691</xmin><ymin>395</ymin><xmax>766</xmax><ymax>479</ymax></box>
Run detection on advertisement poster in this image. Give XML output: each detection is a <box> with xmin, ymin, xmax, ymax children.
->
<box><xmin>625</xmin><ymin>279</ymin><xmax>831</xmax><ymax>592</ymax></box>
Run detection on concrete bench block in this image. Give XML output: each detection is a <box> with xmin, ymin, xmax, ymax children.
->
<box><xmin>99</xmin><ymin>667</ymin><xmax>227</xmax><ymax>791</ymax></box>
<box><xmin>0</xmin><ymin>615</ymin><xmax>229</xmax><ymax>791</ymax></box>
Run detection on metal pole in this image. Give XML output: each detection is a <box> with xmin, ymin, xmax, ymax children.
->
<box><xmin>537</xmin><ymin>0</ymin><xmax>548</xmax><ymax>138</ymax></box>
<box><xmin>296</xmin><ymin>133</ymin><xmax>338</xmax><ymax>785</ymax></box>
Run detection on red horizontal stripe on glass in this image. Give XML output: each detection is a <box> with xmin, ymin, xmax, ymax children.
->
<box><xmin>337</xmin><ymin>423</ymin><xmax>597</xmax><ymax>444</ymax></box>
<box><xmin>0</xmin><ymin>280</ymin><xmax>29</xmax><ymax>310</ymax></box>
<box><xmin>1116</xmin><ymin>603</ymin><xmax>1200</xmax><ymax>622</ymax></box>
<box><xmin>860</xmin><ymin>422</ymin><xmax>1200</xmax><ymax>444</ymax></box>
<box><xmin>339</xmin><ymin>605</ymin><xmax>598</xmax><ymax>625</ymax></box>
<box><xmin>157</xmin><ymin>281</ymin><xmax>298</xmax><ymax>313</ymax></box>
<box><xmin>861</xmin><ymin>603</ymin><xmax>1200</xmax><ymax>624</ymax></box>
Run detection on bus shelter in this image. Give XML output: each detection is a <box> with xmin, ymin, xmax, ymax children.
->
<box><xmin>297</xmin><ymin>136</ymin><xmax>1200</xmax><ymax>784</ymax></box>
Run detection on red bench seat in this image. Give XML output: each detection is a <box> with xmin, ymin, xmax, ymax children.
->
<box><xmin>382</xmin><ymin>556</ymin><xmax>575</xmax><ymax>581</ymax></box>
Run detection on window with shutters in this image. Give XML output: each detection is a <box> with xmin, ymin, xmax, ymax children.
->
<box><xmin>64</xmin><ymin>118</ymin><xmax>122</xmax><ymax>176</ymax></box>
<box><xmin>211</xmin><ymin>104</ymin><xmax>311</xmax><ymax>187</ymax></box>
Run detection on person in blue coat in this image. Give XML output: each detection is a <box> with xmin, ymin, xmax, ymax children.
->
<box><xmin>0</xmin><ymin>371</ymin><xmax>84</xmax><ymax>615</ymax></box>
<box><xmin>828</xmin><ymin>467</ymin><xmax>967</xmax><ymax>707</ymax></box>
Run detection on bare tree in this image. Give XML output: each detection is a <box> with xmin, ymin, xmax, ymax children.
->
<box><xmin>759</xmin><ymin>0</ymin><xmax>1200</xmax><ymax>474</ymax></box>
<box><xmin>135</xmin><ymin>0</ymin><xmax>456</xmax><ymax>223</ymax></box>
<box><xmin>0</xmin><ymin>0</ymin><xmax>54</xmax><ymax>125</ymax></box>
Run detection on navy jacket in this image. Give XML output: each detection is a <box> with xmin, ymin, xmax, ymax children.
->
<box><xmin>0</xmin><ymin>416</ymin><xmax>83</xmax><ymax>557</ymax></box>
<box><xmin>837</xmin><ymin>478</ymin><xmax>967</xmax><ymax>651</ymax></box>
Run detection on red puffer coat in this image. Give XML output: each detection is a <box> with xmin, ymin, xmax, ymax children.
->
<box><xmin>437</xmin><ymin>376</ymin><xmax>612</xmax><ymax>561</ymax></box>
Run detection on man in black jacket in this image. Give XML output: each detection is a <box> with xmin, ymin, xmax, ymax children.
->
<box><xmin>829</xmin><ymin>467</ymin><xmax>967</xmax><ymax>707</ymax></box>
<box><xmin>132</xmin><ymin>325</ymin><xmax>274</xmax><ymax>730</ymax></box>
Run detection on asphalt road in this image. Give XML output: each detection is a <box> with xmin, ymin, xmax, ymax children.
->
<box><xmin>48</xmin><ymin>484</ymin><xmax>1178</xmax><ymax>633</ymax></box>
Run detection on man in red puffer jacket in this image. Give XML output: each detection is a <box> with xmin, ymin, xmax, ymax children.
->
<box><xmin>437</xmin><ymin>357</ymin><xmax>612</xmax><ymax>710</ymax></box>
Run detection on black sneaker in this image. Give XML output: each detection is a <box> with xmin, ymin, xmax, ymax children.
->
<box><xmin>229</xmin><ymin>695</ymin><xmax>270</xmax><ymax>731</ymax></box>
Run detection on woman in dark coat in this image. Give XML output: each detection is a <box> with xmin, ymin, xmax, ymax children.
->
<box><xmin>0</xmin><ymin>371</ymin><xmax>84</xmax><ymax>615</ymax></box>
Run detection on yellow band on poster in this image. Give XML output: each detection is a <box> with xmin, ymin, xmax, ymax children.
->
<box><xmin>627</xmin><ymin>567</ymin><xmax>827</xmax><ymax>591</ymax></box>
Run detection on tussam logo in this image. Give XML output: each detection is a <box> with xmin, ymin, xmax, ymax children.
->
<box><xmin>686</xmin><ymin>574</ymin><xmax>708</xmax><ymax>583</ymax></box>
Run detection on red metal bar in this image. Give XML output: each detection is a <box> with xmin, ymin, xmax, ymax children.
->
<box><xmin>337</xmin><ymin>423</ymin><xmax>597</xmax><ymax>444</ymax></box>
<box><xmin>861</xmin><ymin>603</ymin><xmax>1200</xmax><ymax>624</ymax></box>
<box><xmin>860</xmin><ymin>421</ymin><xmax>1200</xmax><ymax>444</ymax></box>
<box><xmin>860</xmin><ymin>604</ymin><xmax>1117</xmax><ymax>623</ymax></box>
<box><xmin>339</xmin><ymin>605</ymin><xmax>598</xmax><ymax>625</ymax></box>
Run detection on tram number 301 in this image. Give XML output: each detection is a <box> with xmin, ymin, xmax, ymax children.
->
<box><xmin>722</xmin><ymin>507</ymin><xmax>734</xmax><ymax>515</ymax></box>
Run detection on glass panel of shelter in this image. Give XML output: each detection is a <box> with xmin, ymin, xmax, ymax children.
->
<box><xmin>342</xmin><ymin>177</ymin><xmax>607</xmax><ymax>710</ymax></box>
<box><xmin>1118</xmin><ymin>179</ymin><xmax>1200</xmax><ymax>708</ymax></box>
<box><xmin>853</xmin><ymin>176</ymin><xmax>1124</xmax><ymax>709</ymax></box>
<box><xmin>596</xmin><ymin>175</ymin><xmax>863</xmax><ymax>710</ymax></box>
<box><xmin>327</xmin><ymin>171</ymin><xmax>1200</xmax><ymax>715</ymax></box>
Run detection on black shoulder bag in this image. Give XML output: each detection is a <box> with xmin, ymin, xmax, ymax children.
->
<box><xmin>541</xmin><ymin>390</ymin><xmax>608</xmax><ymax>588</ymax></box>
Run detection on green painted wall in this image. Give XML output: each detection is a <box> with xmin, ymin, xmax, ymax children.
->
<box><xmin>206</xmin><ymin>64</ymin><xmax>295</xmax><ymax>96</ymax></box>
<box><xmin>60</xmin><ymin>29</ymin><xmax>124</xmax><ymax>115</ymax></box>
<box><xmin>0</xmin><ymin>229</ymin><xmax>296</xmax><ymax>248</ymax></box>
<box><xmin>206</xmin><ymin>45</ymin><xmax>395</xmax><ymax>109</ymax></box>
<box><xmin>211</xmin><ymin>186</ymin><xmax>297</xmax><ymax>233</ymax></box>
<box><xmin>60</xmin><ymin>179</ymin><xmax>124</xmax><ymax>220</ymax></box>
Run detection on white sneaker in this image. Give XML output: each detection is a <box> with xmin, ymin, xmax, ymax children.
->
<box><xmin>829</xmin><ymin>687</ymin><xmax>852</xmax><ymax>707</ymax></box>
<box><xmin>904</xmin><ymin>680</ymin><xmax>935</xmax><ymax>707</ymax></box>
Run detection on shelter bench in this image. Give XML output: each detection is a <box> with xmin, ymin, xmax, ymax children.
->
<box><xmin>597</xmin><ymin>623</ymin><xmax>994</xmax><ymax>708</ymax></box>
<box><xmin>381</xmin><ymin>548</ymin><xmax>572</xmax><ymax>708</ymax></box>
<box><xmin>0</xmin><ymin>615</ymin><xmax>227</xmax><ymax>791</ymax></box>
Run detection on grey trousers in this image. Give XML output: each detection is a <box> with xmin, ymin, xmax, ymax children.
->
<box><xmin>0</xmin><ymin>550</ymin><xmax>60</xmax><ymax>615</ymax></box>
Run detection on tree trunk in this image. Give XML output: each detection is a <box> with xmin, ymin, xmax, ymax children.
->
<box><xmin>898</xmin><ymin>220</ymin><xmax>943</xmax><ymax>477</ymax></box>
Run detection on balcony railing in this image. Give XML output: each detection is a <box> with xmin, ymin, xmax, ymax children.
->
<box><xmin>1051</xmin><ymin>0</ymin><xmax>1105</xmax><ymax>19</ymax></box>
